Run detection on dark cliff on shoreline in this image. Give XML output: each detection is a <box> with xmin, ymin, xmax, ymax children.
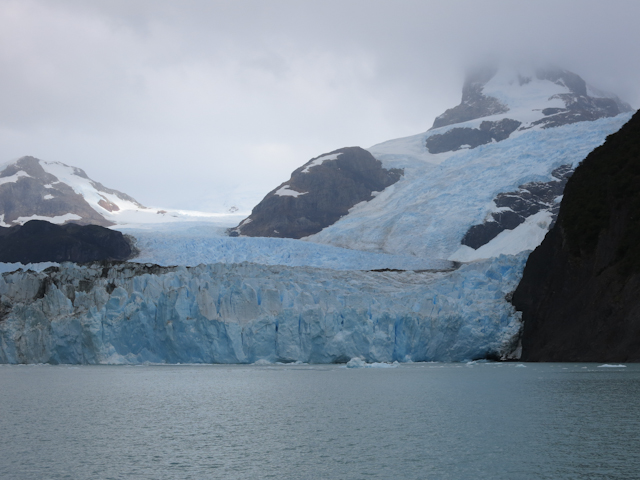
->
<box><xmin>0</xmin><ymin>220</ymin><xmax>136</xmax><ymax>264</ymax></box>
<box><xmin>512</xmin><ymin>110</ymin><xmax>640</xmax><ymax>362</ymax></box>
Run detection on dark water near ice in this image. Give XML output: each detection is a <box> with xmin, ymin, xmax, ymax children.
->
<box><xmin>1</xmin><ymin>362</ymin><xmax>639</xmax><ymax>480</ymax></box>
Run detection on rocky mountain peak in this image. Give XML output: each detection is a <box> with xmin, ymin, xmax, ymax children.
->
<box><xmin>432</xmin><ymin>64</ymin><xmax>632</xmax><ymax>131</ymax></box>
<box><xmin>230</xmin><ymin>147</ymin><xmax>403</xmax><ymax>238</ymax></box>
<box><xmin>431</xmin><ymin>64</ymin><xmax>510</xmax><ymax>130</ymax></box>
<box><xmin>425</xmin><ymin>64</ymin><xmax>632</xmax><ymax>155</ymax></box>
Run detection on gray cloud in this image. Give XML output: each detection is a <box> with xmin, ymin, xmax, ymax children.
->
<box><xmin>0</xmin><ymin>0</ymin><xmax>638</xmax><ymax>211</ymax></box>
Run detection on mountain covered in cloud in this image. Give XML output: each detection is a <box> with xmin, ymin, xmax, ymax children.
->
<box><xmin>234</xmin><ymin>65</ymin><xmax>633</xmax><ymax>265</ymax></box>
<box><xmin>430</xmin><ymin>65</ymin><xmax>631</xmax><ymax>132</ymax></box>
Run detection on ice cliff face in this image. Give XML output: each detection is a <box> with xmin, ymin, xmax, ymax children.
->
<box><xmin>0</xmin><ymin>255</ymin><xmax>525</xmax><ymax>364</ymax></box>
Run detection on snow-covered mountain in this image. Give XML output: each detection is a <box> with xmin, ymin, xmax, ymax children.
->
<box><xmin>429</xmin><ymin>65</ymin><xmax>631</xmax><ymax>132</ymax></box>
<box><xmin>306</xmin><ymin>66</ymin><xmax>633</xmax><ymax>262</ymax></box>
<box><xmin>0</xmin><ymin>156</ymin><xmax>236</xmax><ymax>227</ymax></box>
<box><xmin>234</xmin><ymin>66</ymin><xmax>632</xmax><ymax>263</ymax></box>
<box><xmin>0</xmin><ymin>156</ymin><xmax>147</xmax><ymax>227</ymax></box>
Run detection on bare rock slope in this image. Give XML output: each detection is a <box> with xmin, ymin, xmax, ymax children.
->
<box><xmin>231</xmin><ymin>147</ymin><xmax>402</xmax><ymax>238</ymax></box>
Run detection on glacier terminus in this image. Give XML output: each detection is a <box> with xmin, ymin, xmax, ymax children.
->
<box><xmin>0</xmin><ymin>65</ymin><xmax>634</xmax><ymax>364</ymax></box>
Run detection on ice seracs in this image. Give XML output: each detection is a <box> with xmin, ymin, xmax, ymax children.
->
<box><xmin>309</xmin><ymin>114</ymin><xmax>631</xmax><ymax>261</ymax></box>
<box><xmin>0</xmin><ymin>253</ymin><xmax>526</xmax><ymax>364</ymax></box>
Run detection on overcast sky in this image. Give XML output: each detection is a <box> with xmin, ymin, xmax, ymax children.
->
<box><xmin>0</xmin><ymin>0</ymin><xmax>638</xmax><ymax>212</ymax></box>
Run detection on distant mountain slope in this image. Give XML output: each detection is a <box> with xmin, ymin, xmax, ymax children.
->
<box><xmin>0</xmin><ymin>156</ymin><xmax>233</xmax><ymax>227</ymax></box>
<box><xmin>0</xmin><ymin>156</ymin><xmax>147</xmax><ymax>227</ymax></box>
<box><xmin>513</xmin><ymin>110</ymin><xmax>640</xmax><ymax>362</ymax></box>
<box><xmin>230</xmin><ymin>147</ymin><xmax>402</xmax><ymax>238</ymax></box>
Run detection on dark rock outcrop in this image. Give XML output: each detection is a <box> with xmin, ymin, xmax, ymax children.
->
<box><xmin>0</xmin><ymin>220</ymin><xmax>136</xmax><ymax>264</ymax></box>
<box><xmin>426</xmin><ymin>118</ymin><xmax>522</xmax><ymax>154</ymax></box>
<box><xmin>431</xmin><ymin>65</ymin><xmax>509</xmax><ymax>130</ymax></box>
<box><xmin>525</xmin><ymin>67</ymin><xmax>631</xmax><ymax>129</ymax></box>
<box><xmin>512</xmin><ymin>110</ymin><xmax>640</xmax><ymax>362</ymax></box>
<box><xmin>532</xmin><ymin>94</ymin><xmax>623</xmax><ymax>129</ymax></box>
<box><xmin>230</xmin><ymin>147</ymin><xmax>403</xmax><ymax>239</ymax></box>
<box><xmin>462</xmin><ymin>165</ymin><xmax>572</xmax><ymax>249</ymax></box>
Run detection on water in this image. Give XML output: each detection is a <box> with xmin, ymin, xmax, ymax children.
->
<box><xmin>1</xmin><ymin>362</ymin><xmax>639</xmax><ymax>480</ymax></box>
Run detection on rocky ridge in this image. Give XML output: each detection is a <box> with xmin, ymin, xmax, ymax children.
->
<box><xmin>426</xmin><ymin>66</ymin><xmax>633</xmax><ymax>155</ymax></box>
<box><xmin>462</xmin><ymin>165</ymin><xmax>572</xmax><ymax>250</ymax></box>
<box><xmin>230</xmin><ymin>147</ymin><xmax>402</xmax><ymax>238</ymax></box>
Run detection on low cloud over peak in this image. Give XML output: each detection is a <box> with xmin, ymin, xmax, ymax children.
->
<box><xmin>0</xmin><ymin>0</ymin><xmax>637</xmax><ymax>211</ymax></box>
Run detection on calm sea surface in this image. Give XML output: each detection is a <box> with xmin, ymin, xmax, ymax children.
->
<box><xmin>1</xmin><ymin>362</ymin><xmax>639</xmax><ymax>480</ymax></box>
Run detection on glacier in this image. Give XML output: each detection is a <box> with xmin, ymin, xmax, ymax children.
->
<box><xmin>0</xmin><ymin>113</ymin><xmax>631</xmax><ymax>365</ymax></box>
<box><xmin>0</xmin><ymin>254</ymin><xmax>526</xmax><ymax>364</ymax></box>
<box><xmin>123</xmin><ymin>223</ymin><xmax>453</xmax><ymax>271</ymax></box>
<box><xmin>118</xmin><ymin>116</ymin><xmax>632</xmax><ymax>270</ymax></box>
<box><xmin>309</xmin><ymin>114</ymin><xmax>633</xmax><ymax>259</ymax></box>
<box><xmin>0</xmin><ymin>66</ymin><xmax>634</xmax><ymax>365</ymax></box>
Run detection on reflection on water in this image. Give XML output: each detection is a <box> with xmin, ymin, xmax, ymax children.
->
<box><xmin>1</xmin><ymin>363</ymin><xmax>639</xmax><ymax>480</ymax></box>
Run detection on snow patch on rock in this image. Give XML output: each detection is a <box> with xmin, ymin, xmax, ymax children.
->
<box><xmin>301</xmin><ymin>153</ymin><xmax>341</xmax><ymax>173</ymax></box>
<box><xmin>275</xmin><ymin>185</ymin><xmax>307</xmax><ymax>197</ymax></box>
<box><xmin>14</xmin><ymin>213</ymin><xmax>82</xmax><ymax>225</ymax></box>
<box><xmin>0</xmin><ymin>171</ymin><xmax>30</xmax><ymax>186</ymax></box>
